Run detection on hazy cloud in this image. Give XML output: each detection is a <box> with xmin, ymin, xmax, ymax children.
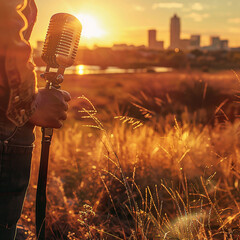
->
<box><xmin>134</xmin><ymin>5</ymin><xmax>145</xmax><ymax>12</ymax></box>
<box><xmin>186</xmin><ymin>13</ymin><xmax>209</xmax><ymax>22</ymax></box>
<box><xmin>152</xmin><ymin>2</ymin><xmax>183</xmax><ymax>9</ymax></box>
<box><xmin>192</xmin><ymin>3</ymin><xmax>203</xmax><ymax>11</ymax></box>
<box><xmin>228</xmin><ymin>27</ymin><xmax>240</xmax><ymax>33</ymax></box>
<box><xmin>228</xmin><ymin>18</ymin><xmax>240</xmax><ymax>24</ymax></box>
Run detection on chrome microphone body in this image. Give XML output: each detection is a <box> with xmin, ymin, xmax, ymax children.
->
<box><xmin>41</xmin><ymin>13</ymin><xmax>82</xmax><ymax>88</ymax></box>
<box><xmin>42</xmin><ymin>13</ymin><xmax>82</xmax><ymax>69</ymax></box>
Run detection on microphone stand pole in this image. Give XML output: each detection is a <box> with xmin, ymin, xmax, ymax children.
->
<box><xmin>36</xmin><ymin>67</ymin><xmax>65</xmax><ymax>240</ymax></box>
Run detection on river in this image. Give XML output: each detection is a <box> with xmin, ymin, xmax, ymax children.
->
<box><xmin>36</xmin><ymin>65</ymin><xmax>173</xmax><ymax>75</ymax></box>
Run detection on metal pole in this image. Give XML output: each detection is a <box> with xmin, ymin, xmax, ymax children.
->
<box><xmin>36</xmin><ymin>127</ymin><xmax>53</xmax><ymax>240</ymax></box>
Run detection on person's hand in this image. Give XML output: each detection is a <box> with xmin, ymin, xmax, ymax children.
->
<box><xmin>29</xmin><ymin>88</ymin><xmax>71</xmax><ymax>128</ymax></box>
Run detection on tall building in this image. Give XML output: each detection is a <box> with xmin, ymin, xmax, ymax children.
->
<box><xmin>148</xmin><ymin>29</ymin><xmax>157</xmax><ymax>49</ymax></box>
<box><xmin>148</xmin><ymin>29</ymin><xmax>164</xmax><ymax>50</ymax></box>
<box><xmin>190</xmin><ymin>35</ymin><xmax>201</xmax><ymax>49</ymax></box>
<box><xmin>170</xmin><ymin>14</ymin><xmax>181</xmax><ymax>50</ymax></box>
<box><xmin>220</xmin><ymin>40</ymin><xmax>229</xmax><ymax>50</ymax></box>
<box><xmin>210</xmin><ymin>36</ymin><xmax>221</xmax><ymax>50</ymax></box>
<box><xmin>154</xmin><ymin>41</ymin><xmax>164</xmax><ymax>50</ymax></box>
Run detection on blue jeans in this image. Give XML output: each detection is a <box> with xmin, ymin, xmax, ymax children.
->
<box><xmin>0</xmin><ymin>111</ymin><xmax>34</xmax><ymax>240</ymax></box>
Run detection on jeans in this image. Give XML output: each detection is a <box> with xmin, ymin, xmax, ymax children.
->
<box><xmin>0</xmin><ymin>111</ymin><xmax>34</xmax><ymax>240</ymax></box>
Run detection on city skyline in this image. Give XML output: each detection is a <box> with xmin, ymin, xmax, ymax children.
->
<box><xmin>155</xmin><ymin>14</ymin><xmax>229</xmax><ymax>51</ymax></box>
<box><xmin>31</xmin><ymin>0</ymin><xmax>240</xmax><ymax>48</ymax></box>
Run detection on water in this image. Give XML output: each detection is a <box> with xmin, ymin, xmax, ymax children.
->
<box><xmin>36</xmin><ymin>65</ymin><xmax>172</xmax><ymax>75</ymax></box>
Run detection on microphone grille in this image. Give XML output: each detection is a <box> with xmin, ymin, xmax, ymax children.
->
<box><xmin>42</xmin><ymin>13</ymin><xmax>82</xmax><ymax>68</ymax></box>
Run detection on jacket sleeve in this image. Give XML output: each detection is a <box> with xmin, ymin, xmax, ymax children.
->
<box><xmin>2</xmin><ymin>0</ymin><xmax>38</xmax><ymax>126</ymax></box>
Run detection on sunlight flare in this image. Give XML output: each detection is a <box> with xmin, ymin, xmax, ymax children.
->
<box><xmin>77</xmin><ymin>64</ymin><xmax>85</xmax><ymax>75</ymax></box>
<box><xmin>75</xmin><ymin>13</ymin><xmax>106</xmax><ymax>39</ymax></box>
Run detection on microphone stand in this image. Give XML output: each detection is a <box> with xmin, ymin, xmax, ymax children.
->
<box><xmin>36</xmin><ymin>66</ymin><xmax>65</xmax><ymax>240</ymax></box>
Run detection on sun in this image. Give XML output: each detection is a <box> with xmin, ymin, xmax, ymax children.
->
<box><xmin>75</xmin><ymin>13</ymin><xmax>106</xmax><ymax>39</ymax></box>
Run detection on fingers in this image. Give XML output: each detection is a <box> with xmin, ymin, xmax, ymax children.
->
<box><xmin>59</xmin><ymin>111</ymin><xmax>67</xmax><ymax>121</ymax></box>
<box><xmin>63</xmin><ymin>101</ymin><xmax>69</xmax><ymax>111</ymax></box>
<box><xmin>50</xmin><ymin>120</ymin><xmax>63</xmax><ymax>129</ymax></box>
<box><xmin>51</xmin><ymin>90</ymin><xmax>69</xmax><ymax>126</ymax></box>
<box><xmin>61</xmin><ymin>90</ymin><xmax>71</xmax><ymax>102</ymax></box>
<box><xmin>48</xmin><ymin>114</ymin><xmax>64</xmax><ymax>128</ymax></box>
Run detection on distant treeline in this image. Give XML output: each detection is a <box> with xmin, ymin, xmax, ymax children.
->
<box><xmin>34</xmin><ymin>48</ymin><xmax>240</xmax><ymax>71</ymax></box>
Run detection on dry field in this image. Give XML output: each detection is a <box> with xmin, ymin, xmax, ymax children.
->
<box><xmin>18</xmin><ymin>70</ymin><xmax>240</xmax><ymax>239</ymax></box>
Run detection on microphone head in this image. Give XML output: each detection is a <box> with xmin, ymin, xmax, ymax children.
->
<box><xmin>42</xmin><ymin>13</ymin><xmax>82</xmax><ymax>68</ymax></box>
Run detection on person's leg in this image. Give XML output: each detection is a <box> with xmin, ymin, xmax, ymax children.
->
<box><xmin>0</xmin><ymin>224</ymin><xmax>17</xmax><ymax>240</ymax></box>
<box><xmin>0</xmin><ymin>114</ymin><xmax>34</xmax><ymax>240</ymax></box>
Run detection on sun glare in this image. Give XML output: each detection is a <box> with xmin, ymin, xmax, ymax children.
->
<box><xmin>77</xmin><ymin>65</ymin><xmax>84</xmax><ymax>75</ymax></box>
<box><xmin>76</xmin><ymin>13</ymin><xmax>106</xmax><ymax>39</ymax></box>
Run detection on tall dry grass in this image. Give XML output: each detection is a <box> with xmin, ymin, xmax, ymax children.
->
<box><xmin>18</xmin><ymin>72</ymin><xmax>240</xmax><ymax>239</ymax></box>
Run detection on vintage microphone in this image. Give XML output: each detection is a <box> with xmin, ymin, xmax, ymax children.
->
<box><xmin>36</xmin><ymin>13</ymin><xmax>82</xmax><ymax>240</ymax></box>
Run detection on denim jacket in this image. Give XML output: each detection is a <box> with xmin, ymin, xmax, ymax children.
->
<box><xmin>0</xmin><ymin>0</ymin><xmax>37</xmax><ymax>127</ymax></box>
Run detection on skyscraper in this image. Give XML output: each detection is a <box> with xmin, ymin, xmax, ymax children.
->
<box><xmin>170</xmin><ymin>14</ymin><xmax>180</xmax><ymax>50</ymax></box>
<box><xmin>148</xmin><ymin>29</ymin><xmax>157</xmax><ymax>49</ymax></box>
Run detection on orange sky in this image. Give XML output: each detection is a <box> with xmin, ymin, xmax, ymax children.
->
<box><xmin>31</xmin><ymin>0</ymin><xmax>240</xmax><ymax>48</ymax></box>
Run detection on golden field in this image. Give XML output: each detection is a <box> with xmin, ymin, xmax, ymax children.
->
<box><xmin>18</xmin><ymin>70</ymin><xmax>240</xmax><ymax>239</ymax></box>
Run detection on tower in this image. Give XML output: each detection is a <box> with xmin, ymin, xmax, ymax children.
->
<box><xmin>170</xmin><ymin>14</ymin><xmax>180</xmax><ymax>50</ymax></box>
<box><xmin>148</xmin><ymin>29</ymin><xmax>157</xmax><ymax>49</ymax></box>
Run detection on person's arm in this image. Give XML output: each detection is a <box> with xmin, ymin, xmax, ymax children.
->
<box><xmin>2</xmin><ymin>0</ymin><xmax>38</xmax><ymax>126</ymax></box>
<box><xmin>2</xmin><ymin>0</ymin><xmax>71</xmax><ymax>128</ymax></box>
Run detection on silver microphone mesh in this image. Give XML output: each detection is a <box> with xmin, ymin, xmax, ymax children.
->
<box><xmin>42</xmin><ymin>13</ymin><xmax>82</xmax><ymax>68</ymax></box>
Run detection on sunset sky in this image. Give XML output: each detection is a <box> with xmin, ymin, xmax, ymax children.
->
<box><xmin>31</xmin><ymin>0</ymin><xmax>240</xmax><ymax>48</ymax></box>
